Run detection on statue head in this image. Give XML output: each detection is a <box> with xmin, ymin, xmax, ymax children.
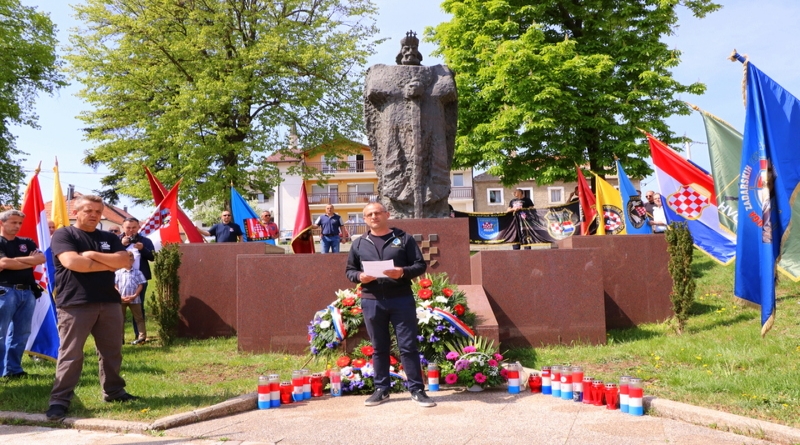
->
<box><xmin>396</xmin><ymin>30</ymin><xmax>423</xmax><ymax>66</ymax></box>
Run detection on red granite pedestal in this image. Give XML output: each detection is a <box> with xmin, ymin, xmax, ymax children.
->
<box><xmin>177</xmin><ymin>243</ymin><xmax>281</xmax><ymax>338</ymax></box>
<box><xmin>556</xmin><ymin>235</ymin><xmax>673</xmax><ymax>329</ymax></box>
<box><xmin>470</xmin><ymin>249</ymin><xmax>606</xmax><ymax>347</ymax></box>
<box><xmin>235</xmin><ymin>218</ymin><xmax>474</xmax><ymax>353</ymax></box>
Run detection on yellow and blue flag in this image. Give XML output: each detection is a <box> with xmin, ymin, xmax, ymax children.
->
<box><xmin>593</xmin><ymin>174</ymin><xmax>625</xmax><ymax>235</ymax></box>
<box><xmin>733</xmin><ymin>55</ymin><xmax>800</xmax><ymax>336</ymax></box>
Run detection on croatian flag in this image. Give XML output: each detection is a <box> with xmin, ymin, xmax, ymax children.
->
<box><xmin>647</xmin><ymin>134</ymin><xmax>736</xmax><ymax>264</ymax></box>
<box><xmin>19</xmin><ymin>169</ymin><xmax>60</xmax><ymax>361</ymax></box>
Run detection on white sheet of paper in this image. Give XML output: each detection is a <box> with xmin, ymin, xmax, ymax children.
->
<box><xmin>362</xmin><ymin>260</ymin><xmax>395</xmax><ymax>278</ymax></box>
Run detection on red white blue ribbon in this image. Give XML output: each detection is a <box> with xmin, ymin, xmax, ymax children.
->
<box><xmin>328</xmin><ymin>305</ymin><xmax>347</xmax><ymax>341</ymax></box>
<box><xmin>431</xmin><ymin>307</ymin><xmax>475</xmax><ymax>339</ymax></box>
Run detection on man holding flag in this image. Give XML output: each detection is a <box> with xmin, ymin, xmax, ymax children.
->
<box><xmin>0</xmin><ymin>209</ymin><xmax>46</xmax><ymax>378</ymax></box>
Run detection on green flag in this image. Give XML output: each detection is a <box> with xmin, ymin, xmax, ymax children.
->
<box><xmin>699</xmin><ymin>109</ymin><xmax>740</xmax><ymax>236</ymax></box>
<box><xmin>697</xmin><ymin>105</ymin><xmax>800</xmax><ymax>280</ymax></box>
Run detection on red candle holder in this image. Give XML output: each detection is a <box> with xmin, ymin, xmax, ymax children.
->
<box><xmin>591</xmin><ymin>380</ymin><xmax>605</xmax><ymax>406</ymax></box>
<box><xmin>528</xmin><ymin>373</ymin><xmax>542</xmax><ymax>393</ymax></box>
<box><xmin>311</xmin><ymin>373</ymin><xmax>324</xmax><ymax>397</ymax></box>
<box><xmin>280</xmin><ymin>381</ymin><xmax>293</xmax><ymax>404</ymax></box>
<box><xmin>604</xmin><ymin>383</ymin><xmax>618</xmax><ymax>410</ymax></box>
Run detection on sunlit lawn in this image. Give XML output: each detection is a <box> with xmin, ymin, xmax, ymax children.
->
<box><xmin>1</xmin><ymin>250</ymin><xmax>798</xmax><ymax>427</ymax></box>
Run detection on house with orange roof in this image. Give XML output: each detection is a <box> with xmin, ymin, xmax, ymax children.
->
<box><xmin>44</xmin><ymin>186</ymin><xmax>136</xmax><ymax>231</ymax></box>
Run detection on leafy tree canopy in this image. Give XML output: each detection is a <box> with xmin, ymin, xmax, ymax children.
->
<box><xmin>0</xmin><ymin>0</ymin><xmax>65</xmax><ymax>206</ymax></box>
<box><xmin>69</xmin><ymin>0</ymin><xmax>380</xmax><ymax>208</ymax></box>
<box><xmin>428</xmin><ymin>0</ymin><xmax>720</xmax><ymax>186</ymax></box>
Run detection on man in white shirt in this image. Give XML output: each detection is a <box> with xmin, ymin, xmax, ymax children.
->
<box><xmin>649</xmin><ymin>194</ymin><xmax>668</xmax><ymax>233</ymax></box>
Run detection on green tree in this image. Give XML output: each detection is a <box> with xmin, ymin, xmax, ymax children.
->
<box><xmin>428</xmin><ymin>0</ymin><xmax>719</xmax><ymax>185</ymax></box>
<box><xmin>0</xmin><ymin>0</ymin><xmax>65</xmax><ymax>205</ymax></box>
<box><xmin>68</xmin><ymin>0</ymin><xmax>379</xmax><ymax>208</ymax></box>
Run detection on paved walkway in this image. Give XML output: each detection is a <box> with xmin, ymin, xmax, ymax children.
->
<box><xmin>3</xmin><ymin>388</ymin><xmax>799</xmax><ymax>445</ymax></box>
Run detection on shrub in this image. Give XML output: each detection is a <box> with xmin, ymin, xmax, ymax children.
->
<box><xmin>665</xmin><ymin>222</ymin><xmax>696</xmax><ymax>334</ymax></box>
<box><xmin>152</xmin><ymin>242</ymin><xmax>182</xmax><ymax>345</ymax></box>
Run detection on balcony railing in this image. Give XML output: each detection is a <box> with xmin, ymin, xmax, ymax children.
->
<box><xmin>450</xmin><ymin>186</ymin><xmax>473</xmax><ymax>199</ymax></box>
<box><xmin>311</xmin><ymin>223</ymin><xmax>370</xmax><ymax>237</ymax></box>
<box><xmin>304</xmin><ymin>160</ymin><xmax>375</xmax><ymax>173</ymax></box>
<box><xmin>309</xmin><ymin>192</ymin><xmax>378</xmax><ymax>205</ymax></box>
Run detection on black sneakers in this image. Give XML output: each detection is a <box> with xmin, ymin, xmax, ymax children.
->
<box><xmin>45</xmin><ymin>404</ymin><xmax>67</xmax><ymax>421</ymax></box>
<box><xmin>411</xmin><ymin>389</ymin><xmax>436</xmax><ymax>407</ymax></box>
<box><xmin>105</xmin><ymin>393</ymin><xmax>139</xmax><ymax>403</ymax></box>
<box><xmin>364</xmin><ymin>388</ymin><xmax>390</xmax><ymax>406</ymax></box>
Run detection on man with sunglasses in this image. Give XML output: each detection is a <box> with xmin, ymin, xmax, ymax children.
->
<box><xmin>198</xmin><ymin>211</ymin><xmax>242</xmax><ymax>243</ymax></box>
<box><xmin>643</xmin><ymin>190</ymin><xmax>656</xmax><ymax>216</ymax></box>
<box><xmin>259</xmin><ymin>211</ymin><xmax>279</xmax><ymax>240</ymax></box>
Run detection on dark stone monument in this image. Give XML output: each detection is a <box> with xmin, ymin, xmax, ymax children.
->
<box><xmin>364</xmin><ymin>31</ymin><xmax>458</xmax><ymax>219</ymax></box>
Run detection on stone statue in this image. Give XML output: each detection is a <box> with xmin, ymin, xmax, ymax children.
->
<box><xmin>364</xmin><ymin>30</ymin><xmax>458</xmax><ymax>218</ymax></box>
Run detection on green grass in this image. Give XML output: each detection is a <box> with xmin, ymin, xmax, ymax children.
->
<box><xmin>505</xmin><ymin>251</ymin><xmax>800</xmax><ymax>428</ymax></box>
<box><xmin>1</xmin><ymin>250</ymin><xmax>799</xmax><ymax>427</ymax></box>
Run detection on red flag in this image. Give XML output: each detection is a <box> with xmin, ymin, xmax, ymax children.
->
<box><xmin>19</xmin><ymin>167</ymin><xmax>52</xmax><ymax>292</ymax></box>
<box><xmin>143</xmin><ymin>166</ymin><xmax>205</xmax><ymax>243</ymax></box>
<box><xmin>140</xmin><ymin>180</ymin><xmax>182</xmax><ymax>244</ymax></box>
<box><xmin>291</xmin><ymin>184</ymin><xmax>315</xmax><ymax>254</ymax></box>
<box><xmin>576</xmin><ymin>165</ymin><xmax>598</xmax><ymax>235</ymax></box>
<box><xmin>19</xmin><ymin>166</ymin><xmax>60</xmax><ymax>360</ymax></box>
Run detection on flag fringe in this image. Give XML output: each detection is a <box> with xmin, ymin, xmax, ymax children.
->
<box><xmin>25</xmin><ymin>351</ymin><xmax>57</xmax><ymax>363</ymax></box>
<box><xmin>686</xmin><ymin>102</ymin><xmax>741</xmax><ymax>133</ymax></box>
<box><xmin>761</xmin><ymin>312</ymin><xmax>775</xmax><ymax>338</ymax></box>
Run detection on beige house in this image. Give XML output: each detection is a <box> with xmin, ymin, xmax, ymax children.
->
<box><xmin>265</xmin><ymin>139</ymin><xmax>474</xmax><ymax>239</ymax></box>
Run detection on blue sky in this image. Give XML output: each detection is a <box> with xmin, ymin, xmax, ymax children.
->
<box><xmin>13</xmin><ymin>0</ymin><xmax>800</xmax><ymax>217</ymax></box>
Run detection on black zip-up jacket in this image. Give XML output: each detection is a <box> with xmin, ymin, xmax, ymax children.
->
<box><xmin>345</xmin><ymin>228</ymin><xmax>427</xmax><ymax>299</ymax></box>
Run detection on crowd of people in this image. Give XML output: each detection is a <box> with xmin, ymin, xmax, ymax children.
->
<box><xmin>506</xmin><ymin>187</ymin><xmax>668</xmax><ymax>237</ymax></box>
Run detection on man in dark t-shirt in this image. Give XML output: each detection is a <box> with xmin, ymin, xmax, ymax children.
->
<box><xmin>46</xmin><ymin>195</ymin><xmax>136</xmax><ymax>422</ymax></box>
<box><xmin>198</xmin><ymin>211</ymin><xmax>243</xmax><ymax>242</ymax></box>
<box><xmin>0</xmin><ymin>209</ymin><xmax>45</xmax><ymax>378</ymax></box>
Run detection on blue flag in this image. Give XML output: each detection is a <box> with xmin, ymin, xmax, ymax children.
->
<box><xmin>615</xmin><ymin>160</ymin><xmax>651</xmax><ymax>234</ymax></box>
<box><xmin>230</xmin><ymin>187</ymin><xmax>275</xmax><ymax>244</ymax></box>
<box><xmin>735</xmin><ymin>60</ymin><xmax>800</xmax><ymax>336</ymax></box>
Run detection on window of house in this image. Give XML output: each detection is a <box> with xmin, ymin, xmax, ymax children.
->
<box><xmin>321</xmin><ymin>155</ymin><xmax>339</xmax><ymax>173</ymax></box>
<box><xmin>548</xmin><ymin>187</ymin><xmax>564</xmax><ymax>204</ymax></box>
<box><xmin>488</xmin><ymin>188</ymin><xmax>504</xmax><ymax>205</ymax></box>
<box><xmin>519</xmin><ymin>187</ymin><xmax>533</xmax><ymax>202</ymax></box>
<box><xmin>452</xmin><ymin>173</ymin><xmax>464</xmax><ymax>187</ymax></box>
<box><xmin>347</xmin><ymin>183</ymin><xmax>375</xmax><ymax>203</ymax></box>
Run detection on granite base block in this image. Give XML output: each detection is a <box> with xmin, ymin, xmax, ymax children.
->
<box><xmin>470</xmin><ymin>248</ymin><xmax>606</xmax><ymax>347</ymax></box>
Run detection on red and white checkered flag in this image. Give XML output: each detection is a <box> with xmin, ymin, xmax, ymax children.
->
<box><xmin>138</xmin><ymin>179</ymin><xmax>182</xmax><ymax>242</ymax></box>
<box><xmin>139</xmin><ymin>208</ymin><xmax>170</xmax><ymax>236</ymax></box>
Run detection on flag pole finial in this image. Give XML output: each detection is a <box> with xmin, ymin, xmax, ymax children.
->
<box><xmin>728</xmin><ymin>49</ymin><xmax>747</xmax><ymax>64</ymax></box>
<box><xmin>34</xmin><ymin>161</ymin><xmax>42</xmax><ymax>175</ymax></box>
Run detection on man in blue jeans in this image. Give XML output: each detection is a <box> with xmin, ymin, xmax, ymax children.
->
<box><xmin>315</xmin><ymin>204</ymin><xmax>349</xmax><ymax>253</ymax></box>
<box><xmin>0</xmin><ymin>209</ymin><xmax>45</xmax><ymax>379</ymax></box>
<box><xmin>345</xmin><ymin>202</ymin><xmax>435</xmax><ymax>407</ymax></box>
